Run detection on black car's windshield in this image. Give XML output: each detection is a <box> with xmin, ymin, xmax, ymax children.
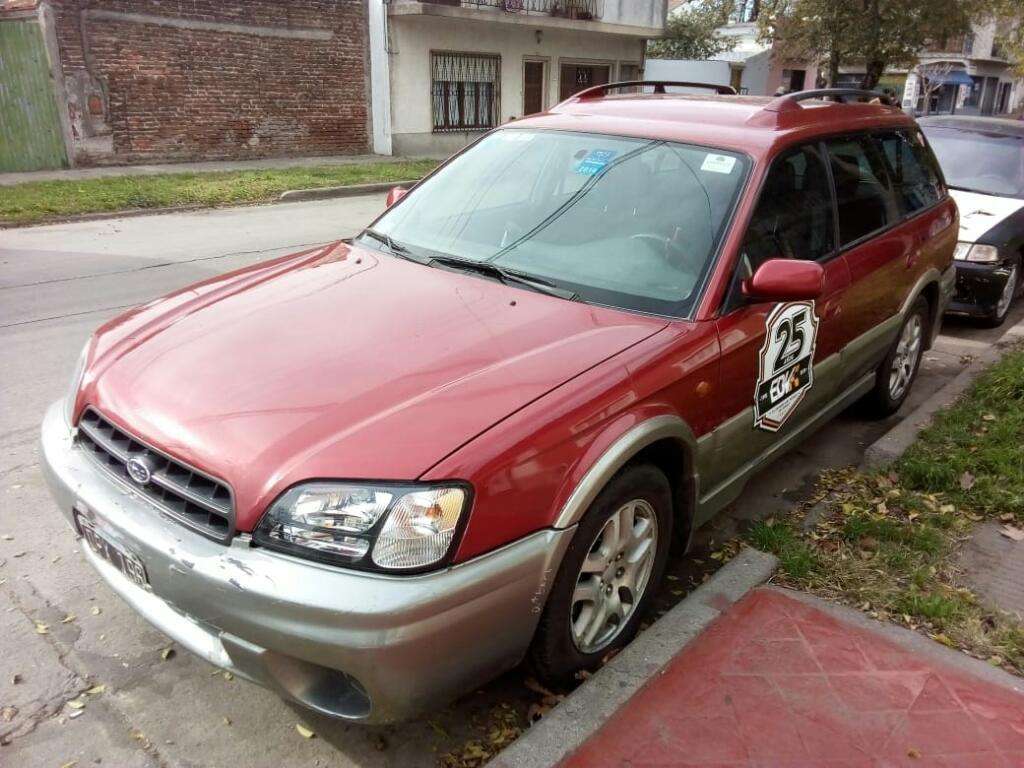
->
<box><xmin>366</xmin><ymin>129</ymin><xmax>750</xmax><ymax>316</ymax></box>
<box><xmin>922</xmin><ymin>126</ymin><xmax>1024</xmax><ymax>199</ymax></box>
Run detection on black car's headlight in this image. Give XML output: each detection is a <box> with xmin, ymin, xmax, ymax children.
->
<box><xmin>252</xmin><ymin>482</ymin><xmax>469</xmax><ymax>572</ymax></box>
<box><xmin>954</xmin><ymin>242</ymin><xmax>1001</xmax><ymax>264</ymax></box>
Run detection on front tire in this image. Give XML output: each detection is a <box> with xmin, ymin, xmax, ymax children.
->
<box><xmin>860</xmin><ymin>296</ymin><xmax>928</xmax><ymax>419</ymax></box>
<box><xmin>980</xmin><ymin>261</ymin><xmax>1019</xmax><ymax>328</ymax></box>
<box><xmin>529</xmin><ymin>464</ymin><xmax>672</xmax><ymax>685</ymax></box>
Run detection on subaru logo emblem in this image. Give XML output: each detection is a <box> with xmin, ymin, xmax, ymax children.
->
<box><xmin>126</xmin><ymin>456</ymin><xmax>154</xmax><ymax>485</ymax></box>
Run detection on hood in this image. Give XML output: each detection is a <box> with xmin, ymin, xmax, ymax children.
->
<box><xmin>85</xmin><ymin>242</ymin><xmax>667</xmax><ymax>530</ymax></box>
<box><xmin>950</xmin><ymin>188</ymin><xmax>1024</xmax><ymax>244</ymax></box>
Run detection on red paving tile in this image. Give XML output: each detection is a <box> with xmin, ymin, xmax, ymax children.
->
<box><xmin>561</xmin><ymin>588</ymin><xmax>1024</xmax><ymax>768</ymax></box>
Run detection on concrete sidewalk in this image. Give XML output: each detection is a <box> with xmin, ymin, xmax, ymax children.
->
<box><xmin>0</xmin><ymin>153</ymin><xmax>436</xmax><ymax>186</ymax></box>
<box><xmin>561</xmin><ymin>588</ymin><xmax>1024</xmax><ymax>767</ymax></box>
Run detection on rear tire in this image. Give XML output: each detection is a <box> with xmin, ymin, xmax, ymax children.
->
<box><xmin>529</xmin><ymin>464</ymin><xmax>672</xmax><ymax>686</ymax></box>
<box><xmin>860</xmin><ymin>297</ymin><xmax>928</xmax><ymax>419</ymax></box>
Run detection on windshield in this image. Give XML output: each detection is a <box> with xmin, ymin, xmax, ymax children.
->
<box><xmin>922</xmin><ymin>126</ymin><xmax>1024</xmax><ymax>199</ymax></box>
<box><xmin>368</xmin><ymin>129</ymin><xmax>750</xmax><ymax>316</ymax></box>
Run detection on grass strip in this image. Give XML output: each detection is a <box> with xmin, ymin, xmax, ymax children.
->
<box><xmin>0</xmin><ymin>160</ymin><xmax>438</xmax><ymax>226</ymax></box>
<box><xmin>748</xmin><ymin>345</ymin><xmax>1024</xmax><ymax>675</ymax></box>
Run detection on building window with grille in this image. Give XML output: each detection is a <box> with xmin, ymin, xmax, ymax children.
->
<box><xmin>431</xmin><ymin>52</ymin><xmax>500</xmax><ymax>133</ymax></box>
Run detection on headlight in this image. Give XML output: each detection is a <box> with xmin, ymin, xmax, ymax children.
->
<box><xmin>954</xmin><ymin>242</ymin><xmax>1001</xmax><ymax>264</ymax></box>
<box><xmin>64</xmin><ymin>339</ymin><xmax>91</xmax><ymax>427</ymax></box>
<box><xmin>253</xmin><ymin>482</ymin><xmax>469</xmax><ymax>572</ymax></box>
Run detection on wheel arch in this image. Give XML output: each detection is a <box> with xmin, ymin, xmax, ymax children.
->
<box><xmin>900</xmin><ymin>267</ymin><xmax>945</xmax><ymax>350</ymax></box>
<box><xmin>552</xmin><ymin>415</ymin><xmax>699</xmax><ymax>548</ymax></box>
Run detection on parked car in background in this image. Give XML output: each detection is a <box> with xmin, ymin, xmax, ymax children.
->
<box><xmin>919</xmin><ymin>116</ymin><xmax>1024</xmax><ymax>326</ymax></box>
<box><xmin>42</xmin><ymin>84</ymin><xmax>955</xmax><ymax>724</ymax></box>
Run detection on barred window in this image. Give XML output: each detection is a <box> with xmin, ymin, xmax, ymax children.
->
<box><xmin>431</xmin><ymin>52</ymin><xmax>500</xmax><ymax>133</ymax></box>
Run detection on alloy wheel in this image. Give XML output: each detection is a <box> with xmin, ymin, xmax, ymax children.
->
<box><xmin>570</xmin><ymin>499</ymin><xmax>659</xmax><ymax>654</ymax></box>
<box><xmin>888</xmin><ymin>313</ymin><xmax>923</xmax><ymax>402</ymax></box>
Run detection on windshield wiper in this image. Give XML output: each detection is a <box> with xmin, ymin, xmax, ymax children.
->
<box><xmin>360</xmin><ymin>228</ymin><xmax>430</xmax><ymax>263</ymax></box>
<box><xmin>429</xmin><ymin>254</ymin><xmax>579</xmax><ymax>301</ymax></box>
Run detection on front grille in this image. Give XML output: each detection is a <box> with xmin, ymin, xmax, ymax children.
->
<box><xmin>76</xmin><ymin>409</ymin><xmax>235</xmax><ymax>542</ymax></box>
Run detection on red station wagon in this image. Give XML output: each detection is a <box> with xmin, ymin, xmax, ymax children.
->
<box><xmin>42</xmin><ymin>83</ymin><xmax>956</xmax><ymax>723</ymax></box>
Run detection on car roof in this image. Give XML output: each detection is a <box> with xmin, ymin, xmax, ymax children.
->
<box><xmin>918</xmin><ymin>115</ymin><xmax>1024</xmax><ymax>139</ymax></box>
<box><xmin>507</xmin><ymin>87</ymin><xmax>917</xmax><ymax>160</ymax></box>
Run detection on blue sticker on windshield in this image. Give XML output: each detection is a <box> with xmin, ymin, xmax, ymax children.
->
<box><xmin>575</xmin><ymin>149</ymin><xmax>617</xmax><ymax>176</ymax></box>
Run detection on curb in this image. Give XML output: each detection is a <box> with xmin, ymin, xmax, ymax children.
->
<box><xmin>277</xmin><ymin>179</ymin><xmax>420</xmax><ymax>202</ymax></box>
<box><xmin>491</xmin><ymin>548</ymin><xmax>778</xmax><ymax>768</ymax></box>
<box><xmin>766</xmin><ymin>586</ymin><xmax>1024</xmax><ymax>696</ymax></box>
<box><xmin>862</xmin><ymin>317</ymin><xmax>1024</xmax><ymax>468</ymax></box>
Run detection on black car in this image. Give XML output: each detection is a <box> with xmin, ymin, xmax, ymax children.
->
<box><xmin>919</xmin><ymin>116</ymin><xmax>1024</xmax><ymax>326</ymax></box>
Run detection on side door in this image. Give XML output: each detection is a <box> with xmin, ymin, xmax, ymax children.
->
<box><xmin>823</xmin><ymin>133</ymin><xmax>911</xmax><ymax>381</ymax></box>
<box><xmin>704</xmin><ymin>142</ymin><xmax>851</xmax><ymax>500</ymax></box>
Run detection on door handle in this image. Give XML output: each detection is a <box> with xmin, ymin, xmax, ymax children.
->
<box><xmin>906</xmin><ymin>248</ymin><xmax>921</xmax><ymax>269</ymax></box>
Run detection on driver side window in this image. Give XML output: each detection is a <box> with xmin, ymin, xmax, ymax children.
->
<box><xmin>742</xmin><ymin>143</ymin><xmax>836</xmax><ymax>271</ymax></box>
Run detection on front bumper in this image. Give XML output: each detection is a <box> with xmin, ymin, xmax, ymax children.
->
<box><xmin>40</xmin><ymin>401</ymin><xmax>574</xmax><ymax>723</ymax></box>
<box><xmin>946</xmin><ymin>260</ymin><xmax>1014</xmax><ymax>318</ymax></box>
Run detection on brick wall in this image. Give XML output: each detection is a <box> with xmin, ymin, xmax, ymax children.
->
<box><xmin>50</xmin><ymin>0</ymin><xmax>369</xmax><ymax>164</ymax></box>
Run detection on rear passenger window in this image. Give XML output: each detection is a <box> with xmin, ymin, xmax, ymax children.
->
<box><xmin>874</xmin><ymin>130</ymin><xmax>945</xmax><ymax>214</ymax></box>
<box><xmin>742</xmin><ymin>143</ymin><xmax>835</xmax><ymax>267</ymax></box>
<box><xmin>826</xmin><ymin>136</ymin><xmax>901</xmax><ymax>246</ymax></box>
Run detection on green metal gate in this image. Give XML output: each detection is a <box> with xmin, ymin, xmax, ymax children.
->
<box><xmin>0</xmin><ymin>19</ymin><xmax>68</xmax><ymax>172</ymax></box>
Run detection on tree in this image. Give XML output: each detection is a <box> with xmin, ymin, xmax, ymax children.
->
<box><xmin>647</xmin><ymin>1</ymin><xmax>738</xmax><ymax>60</ymax></box>
<box><xmin>757</xmin><ymin>0</ymin><xmax>977</xmax><ymax>90</ymax></box>
<box><xmin>913</xmin><ymin>61</ymin><xmax>956</xmax><ymax>115</ymax></box>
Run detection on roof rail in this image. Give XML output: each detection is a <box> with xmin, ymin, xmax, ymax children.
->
<box><xmin>556</xmin><ymin>80</ymin><xmax>737</xmax><ymax>108</ymax></box>
<box><xmin>764</xmin><ymin>88</ymin><xmax>898</xmax><ymax>113</ymax></box>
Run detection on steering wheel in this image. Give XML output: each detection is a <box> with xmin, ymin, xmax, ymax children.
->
<box><xmin>629</xmin><ymin>232</ymin><xmax>693</xmax><ymax>273</ymax></box>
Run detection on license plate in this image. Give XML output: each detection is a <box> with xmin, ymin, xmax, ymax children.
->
<box><xmin>76</xmin><ymin>509</ymin><xmax>149</xmax><ymax>588</ymax></box>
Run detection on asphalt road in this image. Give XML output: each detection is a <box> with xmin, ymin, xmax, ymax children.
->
<box><xmin>2</xmin><ymin>198</ymin><xmax>1021</xmax><ymax>768</ymax></box>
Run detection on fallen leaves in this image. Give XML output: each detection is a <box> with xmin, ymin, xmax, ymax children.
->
<box><xmin>1000</xmin><ymin>525</ymin><xmax>1024</xmax><ymax>542</ymax></box>
<box><xmin>61</xmin><ymin>614</ymin><xmax>76</xmax><ymax>624</ymax></box>
<box><xmin>959</xmin><ymin>471</ymin><xmax>976</xmax><ymax>491</ymax></box>
<box><xmin>295</xmin><ymin>723</ymin><xmax>316</xmax><ymax>739</ymax></box>
<box><xmin>89</xmin><ymin>606</ymin><xmax>101</xmax><ymax>616</ymax></box>
<box><xmin>34</xmin><ymin>622</ymin><xmax>49</xmax><ymax>635</ymax></box>
<box><xmin>1</xmin><ymin>706</ymin><xmax>16</xmax><ymax>722</ymax></box>
<box><xmin>160</xmin><ymin>647</ymin><xmax>175</xmax><ymax>661</ymax></box>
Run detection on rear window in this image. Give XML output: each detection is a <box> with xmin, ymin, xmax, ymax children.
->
<box><xmin>826</xmin><ymin>136</ymin><xmax>901</xmax><ymax>246</ymax></box>
<box><xmin>873</xmin><ymin>130</ymin><xmax>945</xmax><ymax>215</ymax></box>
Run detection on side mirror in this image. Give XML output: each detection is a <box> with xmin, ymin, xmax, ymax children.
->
<box><xmin>385</xmin><ymin>186</ymin><xmax>408</xmax><ymax>208</ymax></box>
<box><xmin>742</xmin><ymin>258</ymin><xmax>824</xmax><ymax>302</ymax></box>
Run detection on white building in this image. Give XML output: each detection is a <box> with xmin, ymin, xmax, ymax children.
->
<box><xmin>368</xmin><ymin>0</ymin><xmax>665</xmax><ymax>156</ymax></box>
<box><xmin>896</xmin><ymin>21</ymin><xmax>1023</xmax><ymax>116</ymax></box>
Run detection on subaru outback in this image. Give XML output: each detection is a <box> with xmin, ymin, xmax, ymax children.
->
<box><xmin>42</xmin><ymin>83</ymin><xmax>955</xmax><ymax>723</ymax></box>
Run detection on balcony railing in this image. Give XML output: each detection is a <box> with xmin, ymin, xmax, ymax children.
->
<box><xmin>419</xmin><ymin>0</ymin><xmax>603</xmax><ymax>20</ymax></box>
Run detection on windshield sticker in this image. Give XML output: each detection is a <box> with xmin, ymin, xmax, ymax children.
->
<box><xmin>700</xmin><ymin>153</ymin><xmax>737</xmax><ymax>174</ymax></box>
<box><xmin>754</xmin><ymin>301</ymin><xmax>819</xmax><ymax>432</ymax></box>
<box><xmin>575</xmin><ymin>149</ymin><xmax>618</xmax><ymax>176</ymax></box>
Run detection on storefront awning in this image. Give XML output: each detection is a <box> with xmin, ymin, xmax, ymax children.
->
<box><xmin>930</xmin><ymin>70</ymin><xmax>974</xmax><ymax>87</ymax></box>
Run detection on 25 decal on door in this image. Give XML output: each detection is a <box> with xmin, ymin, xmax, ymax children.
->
<box><xmin>754</xmin><ymin>301</ymin><xmax>819</xmax><ymax>432</ymax></box>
